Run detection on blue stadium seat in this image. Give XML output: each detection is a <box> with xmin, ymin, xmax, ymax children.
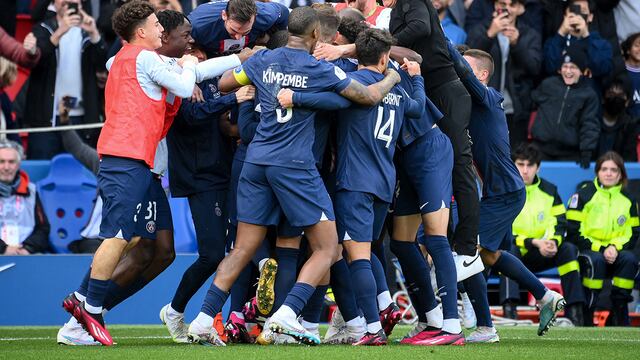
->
<box><xmin>37</xmin><ymin>154</ymin><xmax>97</xmax><ymax>253</ymax></box>
<box><xmin>21</xmin><ymin>160</ymin><xmax>52</xmax><ymax>183</ymax></box>
<box><xmin>168</xmin><ymin>196</ymin><xmax>197</xmax><ymax>253</ymax></box>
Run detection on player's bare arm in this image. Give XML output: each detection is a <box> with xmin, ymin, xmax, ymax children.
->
<box><xmin>339</xmin><ymin>68</ymin><xmax>401</xmax><ymax>106</ymax></box>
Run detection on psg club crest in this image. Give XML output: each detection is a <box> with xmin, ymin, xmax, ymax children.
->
<box><xmin>617</xmin><ymin>215</ymin><xmax>626</xmax><ymax>226</ymax></box>
<box><xmin>215</xmin><ymin>203</ymin><xmax>222</xmax><ymax>217</ymax></box>
<box><xmin>537</xmin><ymin>211</ymin><xmax>545</xmax><ymax>222</ymax></box>
<box><xmin>146</xmin><ymin>221</ymin><xmax>156</xmax><ymax>234</ymax></box>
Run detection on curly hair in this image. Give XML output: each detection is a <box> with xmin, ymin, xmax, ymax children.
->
<box><xmin>337</xmin><ymin>17</ymin><xmax>368</xmax><ymax>44</ymax></box>
<box><xmin>112</xmin><ymin>0</ymin><xmax>156</xmax><ymax>42</ymax></box>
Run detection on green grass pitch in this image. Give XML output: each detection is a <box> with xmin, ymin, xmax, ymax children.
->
<box><xmin>1</xmin><ymin>325</ymin><xmax>639</xmax><ymax>360</ymax></box>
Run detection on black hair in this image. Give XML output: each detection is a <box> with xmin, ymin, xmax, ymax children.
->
<box><xmin>112</xmin><ymin>0</ymin><xmax>156</xmax><ymax>42</ymax></box>
<box><xmin>511</xmin><ymin>143</ymin><xmax>542</xmax><ymax>166</ymax></box>
<box><xmin>312</xmin><ymin>3</ymin><xmax>340</xmax><ymax>42</ymax></box>
<box><xmin>337</xmin><ymin>17</ymin><xmax>369</xmax><ymax>44</ymax></box>
<box><xmin>621</xmin><ymin>32</ymin><xmax>640</xmax><ymax>61</ymax></box>
<box><xmin>266</xmin><ymin>30</ymin><xmax>289</xmax><ymax>49</ymax></box>
<box><xmin>288</xmin><ymin>6</ymin><xmax>319</xmax><ymax>37</ymax></box>
<box><xmin>226</xmin><ymin>0</ymin><xmax>257</xmax><ymax>23</ymax></box>
<box><xmin>355</xmin><ymin>28</ymin><xmax>394</xmax><ymax>66</ymax></box>
<box><xmin>156</xmin><ymin>9</ymin><xmax>189</xmax><ymax>35</ymax></box>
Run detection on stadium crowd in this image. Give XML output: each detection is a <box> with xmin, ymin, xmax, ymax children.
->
<box><xmin>0</xmin><ymin>0</ymin><xmax>639</xmax><ymax>348</ymax></box>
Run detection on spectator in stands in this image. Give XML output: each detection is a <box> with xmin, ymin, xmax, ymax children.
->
<box><xmin>465</xmin><ymin>0</ymin><xmax>543</xmax><ymax>36</ymax></box>
<box><xmin>500</xmin><ymin>143</ymin><xmax>585</xmax><ymax>326</ymax></box>
<box><xmin>597</xmin><ymin>81</ymin><xmax>638</xmax><ymax>161</ymax></box>
<box><xmin>0</xmin><ymin>57</ymin><xmax>19</xmax><ymax>143</ymax></box>
<box><xmin>333</xmin><ymin>0</ymin><xmax>391</xmax><ymax>29</ymax></box>
<box><xmin>622</xmin><ymin>33</ymin><xmax>640</xmax><ymax>121</ymax></box>
<box><xmin>466</xmin><ymin>0</ymin><xmax>541</xmax><ymax>148</ymax></box>
<box><xmin>543</xmin><ymin>0</ymin><xmax>613</xmax><ymax>90</ymax></box>
<box><xmin>24</xmin><ymin>0</ymin><xmax>106</xmax><ymax>160</ymax></box>
<box><xmin>0</xmin><ymin>139</ymin><xmax>50</xmax><ymax>255</ymax></box>
<box><xmin>0</xmin><ymin>27</ymin><xmax>40</xmax><ymax>67</ymax></box>
<box><xmin>530</xmin><ymin>46</ymin><xmax>600</xmax><ymax>167</ymax></box>
<box><xmin>432</xmin><ymin>0</ymin><xmax>467</xmax><ymax>45</ymax></box>
<box><xmin>566</xmin><ymin>151</ymin><xmax>639</xmax><ymax>326</ymax></box>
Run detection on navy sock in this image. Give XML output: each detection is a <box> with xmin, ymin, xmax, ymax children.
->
<box><xmin>86</xmin><ymin>278</ymin><xmax>110</xmax><ymax>308</ymax></box>
<box><xmin>201</xmin><ymin>283</ymin><xmax>229</xmax><ymax>317</ymax></box>
<box><xmin>389</xmin><ymin>240</ymin><xmax>436</xmax><ymax>320</ymax></box>
<box><xmin>463</xmin><ymin>272</ymin><xmax>492</xmax><ymax>327</ymax></box>
<box><xmin>282</xmin><ymin>282</ymin><xmax>315</xmax><ymax>315</ymax></box>
<box><xmin>372</xmin><ymin>241</ymin><xmax>387</xmax><ymax>274</ymax></box>
<box><xmin>370</xmin><ymin>253</ymin><xmax>389</xmax><ymax>295</ymax></box>
<box><xmin>76</xmin><ymin>268</ymin><xmax>91</xmax><ymax>297</ymax></box>
<box><xmin>330</xmin><ymin>259</ymin><xmax>360</xmax><ymax>322</ymax></box>
<box><xmin>229</xmin><ymin>264</ymin><xmax>253</xmax><ymax>313</ymax></box>
<box><xmin>273</xmin><ymin>247</ymin><xmax>299</xmax><ymax>312</ymax></box>
<box><xmin>103</xmin><ymin>277</ymin><xmax>148</xmax><ymax>311</ymax></box>
<box><xmin>493</xmin><ymin>251</ymin><xmax>547</xmax><ymax>300</ymax></box>
<box><xmin>349</xmin><ymin>259</ymin><xmax>380</xmax><ymax>325</ymax></box>
<box><xmin>301</xmin><ymin>284</ymin><xmax>329</xmax><ymax>323</ymax></box>
<box><xmin>424</xmin><ymin>235</ymin><xmax>458</xmax><ymax>320</ymax></box>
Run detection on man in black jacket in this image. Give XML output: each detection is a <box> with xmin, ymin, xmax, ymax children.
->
<box><xmin>466</xmin><ymin>0</ymin><xmax>541</xmax><ymax>148</ymax></box>
<box><xmin>531</xmin><ymin>45</ymin><xmax>600</xmax><ymax>167</ymax></box>
<box><xmin>25</xmin><ymin>0</ymin><xmax>106</xmax><ymax>159</ymax></box>
<box><xmin>385</xmin><ymin>0</ymin><xmax>482</xmax><ymax>279</ymax></box>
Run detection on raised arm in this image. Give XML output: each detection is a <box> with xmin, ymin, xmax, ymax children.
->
<box><xmin>403</xmin><ymin>75</ymin><xmax>426</xmax><ymax>118</ymax></box>
<box><xmin>293</xmin><ymin>91</ymin><xmax>352</xmax><ymax>111</ymax></box>
<box><xmin>447</xmin><ymin>40</ymin><xmax>487</xmax><ymax>102</ymax></box>
<box><xmin>143</xmin><ymin>51</ymin><xmax>198</xmax><ymax>98</ymax></box>
<box><xmin>339</xmin><ymin>70</ymin><xmax>401</xmax><ymax>106</ymax></box>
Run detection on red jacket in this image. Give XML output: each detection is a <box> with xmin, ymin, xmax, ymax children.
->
<box><xmin>0</xmin><ymin>27</ymin><xmax>40</xmax><ymax>68</ymax></box>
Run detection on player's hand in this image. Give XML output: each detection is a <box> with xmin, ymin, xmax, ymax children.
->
<box><xmin>384</xmin><ymin>68</ymin><xmax>401</xmax><ymax>84</ymax></box>
<box><xmin>401</xmin><ymin>58</ymin><xmax>421</xmax><ymax>76</ymax></box>
<box><xmin>23</xmin><ymin>32</ymin><xmax>37</xmax><ymax>55</ymax></box>
<box><xmin>190</xmin><ymin>86</ymin><xmax>204</xmax><ymax>103</ymax></box>
<box><xmin>235</xmin><ymin>85</ymin><xmax>255</xmax><ymax>103</ymax></box>
<box><xmin>178</xmin><ymin>54</ymin><xmax>199</xmax><ymax>67</ymax></box>
<box><xmin>603</xmin><ymin>245</ymin><xmax>618</xmax><ymax>264</ymax></box>
<box><xmin>238</xmin><ymin>47</ymin><xmax>257</xmax><ymax>63</ymax></box>
<box><xmin>313</xmin><ymin>43</ymin><xmax>343</xmax><ymax>61</ymax></box>
<box><xmin>277</xmin><ymin>88</ymin><xmax>294</xmax><ymax>108</ymax></box>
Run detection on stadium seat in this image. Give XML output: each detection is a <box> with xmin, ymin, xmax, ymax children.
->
<box><xmin>168</xmin><ymin>196</ymin><xmax>197</xmax><ymax>253</ymax></box>
<box><xmin>37</xmin><ymin>154</ymin><xmax>97</xmax><ymax>253</ymax></box>
<box><xmin>21</xmin><ymin>160</ymin><xmax>52</xmax><ymax>182</ymax></box>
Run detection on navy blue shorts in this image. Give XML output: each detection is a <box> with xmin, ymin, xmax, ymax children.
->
<box><xmin>478</xmin><ymin>189</ymin><xmax>525</xmax><ymax>252</ymax></box>
<box><xmin>98</xmin><ymin>156</ymin><xmax>151</xmax><ymax>241</ymax></box>
<box><xmin>335</xmin><ymin>190</ymin><xmax>389</xmax><ymax>243</ymax></box>
<box><xmin>395</xmin><ymin>128</ymin><xmax>453</xmax><ymax>216</ymax></box>
<box><xmin>237</xmin><ymin>163</ymin><xmax>335</xmax><ymax>227</ymax></box>
<box><xmin>135</xmin><ymin>177</ymin><xmax>173</xmax><ymax>239</ymax></box>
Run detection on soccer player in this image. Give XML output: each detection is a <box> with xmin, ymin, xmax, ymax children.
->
<box><xmin>285</xmin><ymin>28</ymin><xmax>426</xmax><ymax>345</ymax></box>
<box><xmin>184</xmin><ymin>6</ymin><xmax>400</xmax><ymax>346</ymax></box>
<box><xmin>500</xmin><ymin>144</ymin><xmax>585</xmax><ymax>326</ymax></box>
<box><xmin>449</xmin><ymin>45</ymin><xmax>565</xmax><ymax>343</ymax></box>
<box><xmin>189</xmin><ymin>0</ymin><xmax>289</xmax><ymax>57</ymax></box>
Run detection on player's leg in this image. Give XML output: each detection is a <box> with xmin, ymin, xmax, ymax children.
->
<box><xmin>609</xmin><ymin>250</ymin><xmax>638</xmax><ymax>326</ymax></box>
<box><xmin>429</xmin><ymin>81</ymin><xmax>478</xmax><ymax>264</ymax></box>
<box><xmin>66</xmin><ymin>157</ymin><xmax>152</xmax><ymax>346</ymax></box>
<box><xmin>300</xmin><ymin>270</ymin><xmax>330</xmax><ymax>339</ymax></box>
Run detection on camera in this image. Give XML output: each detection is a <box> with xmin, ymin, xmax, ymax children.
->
<box><xmin>496</xmin><ymin>7</ymin><xmax>510</xmax><ymax>16</ymax></box>
<box><xmin>66</xmin><ymin>2</ymin><xmax>79</xmax><ymax>15</ymax></box>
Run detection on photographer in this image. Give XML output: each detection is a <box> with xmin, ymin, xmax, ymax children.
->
<box><xmin>466</xmin><ymin>0</ymin><xmax>541</xmax><ymax>148</ymax></box>
<box><xmin>543</xmin><ymin>0</ymin><xmax>612</xmax><ymax>86</ymax></box>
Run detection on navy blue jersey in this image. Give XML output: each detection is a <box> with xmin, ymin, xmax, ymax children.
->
<box><xmin>189</xmin><ymin>1</ymin><xmax>289</xmax><ymax>57</ymax></box>
<box><xmin>334</xmin><ymin>69</ymin><xmax>424</xmax><ymax>202</ymax></box>
<box><xmin>391</xmin><ymin>60</ymin><xmax>444</xmax><ymax>147</ymax></box>
<box><xmin>233</xmin><ymin>47</ymin><xmax>352</xmax><ymax>169</ymax></box>
<box><xmin>235</xmin><ymin>99</ymin><xmax>261</xmax><ymax>162</ymax></box>
<box><xmin>628</xmin><ymin>65</ymin><xmax>640</xmax><ymax>119</ymax></box>
<box><xmin>448</xmin><ymin>44</ymin><xmax>524</xmax><ymax>197</ymax></box>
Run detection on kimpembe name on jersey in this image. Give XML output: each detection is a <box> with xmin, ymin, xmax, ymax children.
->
<box><xmin>262</xmin><ymin>67</ymin><xmax>309</xmax><ymax>88</ymax></box>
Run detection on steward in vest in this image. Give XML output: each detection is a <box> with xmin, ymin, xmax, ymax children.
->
<box><xmin>0</xmin><ymin>140</ymin><xmax>50</xmax><ymax>255</ymax></box>
<box><xmin>500</xmin><ymin>144</ymin><xmax>585</xmax><ymax>326</ymax></box>
<box><xmin>566</xmin><ymin>151</ymin><xmax>639</xmax><ymax>326</ymax></box>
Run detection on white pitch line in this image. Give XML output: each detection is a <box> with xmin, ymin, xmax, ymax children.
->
<box><xmin>0</xmin><ymin>335</ymin><xmax>171</xmax><ymax>341</ymax></box>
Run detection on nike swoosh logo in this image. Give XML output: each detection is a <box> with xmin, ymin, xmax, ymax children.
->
<box><xmin>0</xmin><ymin>263</ymin><xmax>16</xmax><ymax>273</ymax></box>
<box><xmin>462</xmin><ymin>255</ymin><xmax>480</xmax><ymax>268</ymax></box>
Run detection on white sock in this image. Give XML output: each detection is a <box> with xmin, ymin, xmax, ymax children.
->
<box><xmin>376</xmin><ymin>291</ymin><xmax>393</xmax><ymax>312</ymax></box>
<box><xmin>84</xmin><ymin>302</ymin><xmax>102</xmax><ymax>315</ymax></box>
<box><xmin>442</xmin><ymin>318</ymin><xmax>461</xmax><ymax>334</ymax></box>
<box><xmin>461</xmin><ymin>291</ymin><xmax>471</xmax><ymax>305</ymax></box>
<box><xmin>66</xmin><ymin>316</ymin><xmax>80</xmax><ymax>328</ymax></box>
<box><xmin>193</xmin><ymin>312</ymin><xmax>214</xmax><ymax>329</ymax></box>
<box><xmin>366</xmin><ymin>321</ymin><xmax>382</xmax><ymax>334</ymax></box>
<box><xmin>167</xmin><ymin>304</ymin><xmax>183</xmax><ymax>317</ymax></box>
<box><xmin>300</xmin><ymin>319</ymin><xmax>318</xmax><ymax>331</ymax></box>
<box><xmin>74</xmin><ymin>292</ymin><xmax>87</xmax><ymax>302</ymax></box>
<box><xmin>425</xmin><ymin>305</ymin><xmax>443</xmax><ymax>329</ymax></box>
<box><xmin>274</xmin><ymin>305</ymin><xmax>297</xmax><ymax>320</ymax></box>
<box><xmin>345</xmin><ymin>317</ymin><xmax>361</xmax><ymax>328</ymax></box>
<box><xmin>258</xmin><ymin>258</ymin><xmax>268</xmax><ymax>272</ymax></box>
